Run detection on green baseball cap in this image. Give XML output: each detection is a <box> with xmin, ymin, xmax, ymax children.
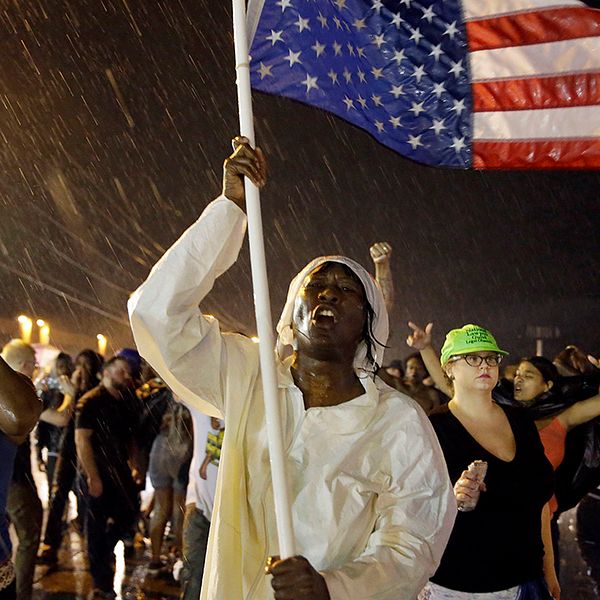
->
<box><xmin>440</xmin><ymin>324</ymin><xmax>508</xmax><ymax>366</ymax></box>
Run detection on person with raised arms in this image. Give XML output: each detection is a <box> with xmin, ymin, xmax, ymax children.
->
<box><xmin>128</xmin><ymin>137</ymin><xmax>455</xmax><ymax>600</ymax></box>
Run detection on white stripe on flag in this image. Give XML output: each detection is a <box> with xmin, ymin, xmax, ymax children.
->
<box><xmin>470</xmin><ymin>36</ymin><xmax>600</xmax><ymax>81</ymax></box>
<box><xmin>473</xmin><ymin>105</ymin><xmax>600</xmax><ymax>139</ymax></box>
<box><xmin>462</xmin><ymin>0</ymin><xmax>583</xmax><ymax>21</ymax></box>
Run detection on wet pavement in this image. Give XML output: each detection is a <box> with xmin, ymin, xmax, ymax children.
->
<box><xmin>27</xmin><ymin>505</ymin><xmax>600</xmax><ymax>599</ymax></box>
<box><xmin>21</xmin><ymin>456</ymin><xmax>600</xmax><ymax>599</ymax></box>
<box><xmin>558</xmin><ymin>508</ymin><xmax>599</xmax><ymax>600</ymax></box>
<box><xmin>32</xmin><ymin>527</ymin><xmax>180</xmax><ymax>600</ymax></box>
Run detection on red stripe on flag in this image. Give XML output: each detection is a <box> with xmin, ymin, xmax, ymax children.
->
<box><xmin>467</xmin><ymin>7</ymin><xmax>600</xmax><ymax>52</ymax></box>
<box><xmin>473</xmin><ymin>138</ymin><xmax>600</xmax><ymax>169</ymax></box>
<box><xmin>472</xmin><ymin>72</ymin><xmax>600</xmax><ymax>111</ymax></box>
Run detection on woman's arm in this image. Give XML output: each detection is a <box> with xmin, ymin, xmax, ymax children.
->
<box><xmin>560</xmin><ymin>391</ymin><xmax>600</xmax><ymax>430</ymax></box>
<box><xmin>541</xmin><ymin>503</ymin><xmax>560</xmax><ymax>599</ymax></box>
<box><xmin>406</xmin><ymin>321</ymin><xmax>453</xmax><ymax>398</ymax></box>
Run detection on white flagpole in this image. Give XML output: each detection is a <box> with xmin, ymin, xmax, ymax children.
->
<box><xmin>231</xmin><ymin>0</ymin><xmax>296</xmax><ymax>559</ymax></box>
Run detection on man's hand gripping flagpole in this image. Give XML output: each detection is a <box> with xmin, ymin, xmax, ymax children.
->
<box><xmin>231</xmin><ymin>0</ymin><xmax>297</xmax><ymax>559</ymax></box>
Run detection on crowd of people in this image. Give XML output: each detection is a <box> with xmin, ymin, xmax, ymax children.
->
<box><xmin>0</xmin><ymin>340</ymin><xmax>223</xmax><ymax>600</ymax></box>
<box><xmin>0</xmin><ymin>137</ymin><xmax>599</xmax><ymax>600</ymax></box>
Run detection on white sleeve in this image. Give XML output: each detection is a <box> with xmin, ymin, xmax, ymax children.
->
<box><xmin>321</xmin><ymin>409</ymin><xmax>456</xmax><ymax>599</ymax></box>
<box><xmin>128</xmin><ymin>195</ymin><xmax>248</xmax><ymax>417</ymax></box>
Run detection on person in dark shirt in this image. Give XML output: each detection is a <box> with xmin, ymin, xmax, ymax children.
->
<box><xmin>75</xmin><ymin>356</ymin><xmax>140</xmax><ymax>600</ymax></box>
<box><xmin>420</xmin><ymin>325</ymin><xmax>558</xmax><ymax>600</ymax></box>
<box><xmin>38</xmin><ymin>349</ymin><xmax>103</xmax><ymax>566</ymax></box>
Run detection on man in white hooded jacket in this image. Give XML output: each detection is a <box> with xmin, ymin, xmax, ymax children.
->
<box><xmin>128</xmin><ymin>137</ymin><xmax>455</xmax><ymax>600</ymax></box>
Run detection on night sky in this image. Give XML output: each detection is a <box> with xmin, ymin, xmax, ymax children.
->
<box><xmin>0</xmin><ymin>0</ymin><xmax>598</xmax><ymax>365</ymax></box>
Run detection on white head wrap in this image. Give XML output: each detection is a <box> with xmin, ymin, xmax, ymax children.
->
<box><xmin>276</xmin><ymin>256</ymin><xmax>389</xmax><ymax>373</ymax></box>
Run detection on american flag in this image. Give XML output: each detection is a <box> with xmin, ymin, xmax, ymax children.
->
<box><xmin>246</xmin><ymin>0</ymin><xmax>600</xmax><ymax>169</ymax></box>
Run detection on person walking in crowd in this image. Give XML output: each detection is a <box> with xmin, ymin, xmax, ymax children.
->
<box><xmin>75</xmin><ymin>355</ymin><xmax>140</xmax><ymax>600</ymax></box>
<box><xmin>178</xmin><ymin>412</ymin><xmax>222</xmax><ymax>600</ymax></box>
<box><xmin>420</xmin><ymin>324</ymin><xmax>559</xmax><ymax>599</ymax></box>
<box><xmin>38</xmin><ymin>349</ymin><xmax>104</xmax><ymax>565</ymax></box>
<box><xmin>0</xmin><ymin>352</ymin><xmax>41</xmax><ymax>600</ymax></box>
<box><xmin>128</xmin><ymin>136</ymin><xmax>456</xmax><ymax>599</ymax></box>
<box><xmin>2</xmin><ymin>340</ymin><xmax>44</xmax><ymax>600</ymax></box>
<box><xmin>512</xmin><ymin>356</ymin><xmax>600</xmax><ymax>512</ymax></box>
<box><xmin>35</xmin><ymin>352</ymin><xmax>74</xmax><ymax>499</ymax></box>
<box><xmin>146</xmin><ymin>398</ymin><xmax>192</xmax><ymax>575</ymax></box>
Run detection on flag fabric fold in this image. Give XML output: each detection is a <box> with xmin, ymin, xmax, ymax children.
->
<box><xmin>247</xmin><ymin>0</ymin><xmax>600</xmax><ymax>169</ymax></box>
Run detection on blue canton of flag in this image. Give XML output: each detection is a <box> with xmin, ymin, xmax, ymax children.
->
<box><xmin>247</xmin><ymin>0</ymin><xmax>471</xmax><ymax>168</ymax></box>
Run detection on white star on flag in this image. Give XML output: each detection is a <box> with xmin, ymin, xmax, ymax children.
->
<box><xmin>450</xmin><ymin>136</ymin><xmax>466</xmax><ymax>153</ymax></box>
<box><xmin>449</xmin><ymin>59</ymin><xmax>464</xmax><ymax>78</ymax></box>
<box><xmin>332</xmin><ymin>41</ymin><xmax>342</xmax><ymax>56</ymax></box>
<box><xmin>389</xmin><ymin>115</ymin><xmax>402</xmax><ymax>128</ymax></box>
<box><xmin>353</xmin><ymin>18</ymin><xmax>366</xmax><ymax>31</ymax></box>
<box><xmin>432</xmin><ymin>81</ymin><xmax>446</xmax><ymax>98</ymax></box>
<box><xmin>408</xmin><ymin>134</ymin><xmax>423</xmax><ymax>149</ymax></box>
<box><xmin>429</xmin><ymin>44</ymin><xmax>443</xmax><ymax>62</ymax></box>
<box><xmin>317</xmin><ymin>13</ymin><xmax>328</xmax><ymax>28</ymax></box>
<box><xmin>430</xmin><ymin>118</ymin><xmax>446</xmax><ymax>135</ymax></box>
<box><xmin>393</xmin><ymin>49</ymin><xmax>405</xmax><ymax>64</ymax></box>
<box><xmin>266</xmin><ymin>30</ymin><xmax>284</xmax><ymax>45</ymax></box>
<box><xmin>371</xmin><ymin>0</ymin><xmax>384</xmax><ymax>14</ymax></box>
<box><xmin>295</xmin><ymin>16</ymin><xmax>310</xmax><ymax>32</ymax></box>
<box><xmin>373</xmin><ymin>33</ymin><xmax>386</xmax><ymax>48</ymax></box>
<box><xmin>452</xmin><ymin>98</ymin><xmax>466</xmax><ymax>114</ymax></box>
<box><xmin>390</xmin><ymin>84</ymin><xmax>404</xmax><ymax>98</ymax></box>
<box><xmin>443</xmin><ymin>21</ymin><xmax>458</xmax><ymax>39</ymax></box>
<box><xmin>409</xmin><ymin>27</ymin><xmax>423</xmax><ymax>44</ymax></box>
<box><xmin>302</xmin><ymin>73</ymin><xmax>319</xmax><ymax>93</ymax></box>
<box><xmin>409</xmin><ymin>101</ymin><xmax>425</xmax><ymax>116</ymax></box>
<box><xmin>413</xmin><ymin>65</ymin><xmax>426</xmax><ymax>83</ymax></box>
<box><xmin>371</xmin><ymin>67</ymin><xmax>384</xmax><ymax>80</ymax></box>
<box><xmin>311</xmin><ymin>41</ymin><xmax>326</xmax><ymax>57</ymax></box>
<box><xmin>343</xmin><ymin>96</ymin><xmax>355</xmax><ymax>110</ymax></box>
<box><xmin>357</xmin><ymin>96</ymin><xmax>367</xmax><ymax>108</ymax></box>
<box><xmin>421</xmin><ymin>6</ymin><xmax>436</xmax><ymax>23</ymax></box>
<box><xmin>327</xmin><ymin>69</ymin><xmax>339</xmax><ymax>85</ymax></box>
<box><xmin>375</xmin><ymin>120</ymin><xmax>385</xmax><ymax>133</ymax></box>
<box><xmin>343</xmin><ymin>68</ymin><xmax>352</xmax><ymax>83</ymax></box>
<box><xmin>333</xmin><ymin>0</ymin><xmax>346</xmax><ymax>10</ymax></box>
<box><xmin>258</xmin><ymin>62</ymin><xmax>273</xmax><ymax>79</ymax></box>
<box><xmin>371</xmin><ymin>94</ymin><xmax>383</xmax><ymax>107</ymax></box>
<box><xmin>391</xmin><ymin>13</ymin><xmax>403</xmax><ymax>28</ymax></box>
<box><xmin>276</xmin><ymin>0</ymin><xmax>292</xmax><ymax>12</ymax></box>
<box><xmin>285</xmin><ymin>49</ymin><xmax>302</xmax><ymax>66</ymax></box>
<box><xmin>357</xmin><ymin>69</ymin><xmax>367</xmax><ymax>83</ymax></box>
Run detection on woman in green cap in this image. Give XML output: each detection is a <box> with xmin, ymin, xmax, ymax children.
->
<box><xmin>415</xmin><ymin>324</ymin><xmax>559</xmax><ymax>600</ymax></box>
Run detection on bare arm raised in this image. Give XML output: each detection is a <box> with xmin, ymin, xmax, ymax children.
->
<box><xmin>370</xmin><ymin>242</ymin><xmax>394</xmax><ymax>316</ymax></box>
<box><xmin>406</xmin><ymin>321</ymin><xmax>453</xmax><ymax>398</ymax></box>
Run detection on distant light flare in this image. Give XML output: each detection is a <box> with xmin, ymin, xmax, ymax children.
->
<box><xmin>17</xmin><ymin>315</ymin><xmax>32</xmax><ymax>343</ymax></box>
<box><xmin>96</xmin><ymin>333</ymin><xmax>107</xmax><ymax>356</ymax></box>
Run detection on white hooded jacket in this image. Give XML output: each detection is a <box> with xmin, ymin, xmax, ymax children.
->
<box><xmin>128</xmin><ymin>195</ymin><xmax>456</xmax><ymax>600</ymax></box>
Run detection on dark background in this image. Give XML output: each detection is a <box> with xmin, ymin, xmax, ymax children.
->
<box><xmin>0</xmin><ymin>0</ymin><xmax>598</xmax><ymax>365</ymax></box>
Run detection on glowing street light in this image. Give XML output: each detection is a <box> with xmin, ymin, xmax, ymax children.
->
<box><xmin>96</xmin><ymin>334</ymin><xmax>107</xmax><ymax>356</ymax></box>
<box><xmin>36</xmin><ymin>319</ymin><xmax>50</xmax><ymax>345</ymax></box>
<box><xmin>17</xmin><ymin>315</ymin><xmax>32</xmax><ymax>344</ymax></box>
